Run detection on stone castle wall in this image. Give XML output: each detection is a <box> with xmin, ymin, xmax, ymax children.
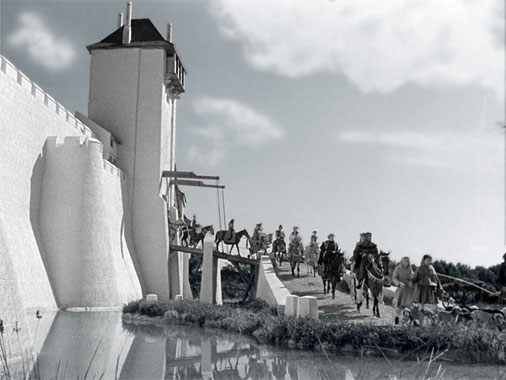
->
<box><xmin>39</xmin><ymin>137</ymin><xmax>142</xmax><ymax>308</ymax></box>
<box><xmin>0</xmin><ymin>55</ymin><xmax>143</xmax><ymax>358</ymax></box>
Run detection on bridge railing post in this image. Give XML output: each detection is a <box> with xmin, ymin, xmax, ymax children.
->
<box><xmin>200</xmin><ymin>242</ymin><xmax>222</xmax><ymax>304</ymax></box>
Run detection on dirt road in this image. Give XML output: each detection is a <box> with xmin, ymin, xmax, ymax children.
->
<box><xmin>276</xmin><ymin>260</ymin><xmax>396</xmax><ymax>325</ymax></box>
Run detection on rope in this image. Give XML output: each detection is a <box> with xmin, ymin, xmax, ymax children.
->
<box><xmin>221</xmin><ymin>188</ymin><xmax>227</xmax><ymax>230</ymax></box>
<box><xmin>221</xmin><ymin>187</ymin><xmax>229</xmax><ymax>253</ymax></box>
<box><xmin>216</xmin><ymin>180</ymin><xmax>222</xmax><ymax>231</ymax></box>
<box><xmin>438</xmin><ymin>273</ymin><xmax>506</xmax><ymax>301</ymax></box>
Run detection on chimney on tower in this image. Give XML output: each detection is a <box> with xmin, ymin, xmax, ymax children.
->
<box><xmin>167</xmin><ymin>23</ymin><xmax>173</xmax><ymax>42</ymax></box>
<box><xmin>122</xmin><ymin>2</ymin><xmax>132</xmax><ymax>45</ymax></box>
<box><xmin>118</xmin><ymin>13</ymin><xmax>124</xmax><ymax>28</ymax></box>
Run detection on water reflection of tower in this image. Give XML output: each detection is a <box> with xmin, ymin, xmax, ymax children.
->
<box><xmin>86</xmin><ymin>2</ymin><xmax>187</xmax><ymax>301</ymax></box>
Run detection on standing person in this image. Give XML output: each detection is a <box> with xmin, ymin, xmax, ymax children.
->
<box><xmin>412</xmin><ymin>254</ymin><xmax>441</xmax><ymax>313</ymax></box>
<box><xmin>191</xmin><ymin>215</ymin><xmax>197</xmax><ymax>238</ymax></box>
<box><xmin>289</xmin><ymin>226</ymin><xmax>300</xmax><ymax>243</ymax></box>
<box><xmin>392</xmin><ymin>257</ymin><xmax>414</xmax><ymax>324</ymax></box>
<box><xmin>352</xmin><ymin>232</ymin><xmax>379</xmax><ymax>289</ymax></box>
<box><xmin>305</xmin><ymin>230</ymin><xmax>319</xmax><ymax>276</ymax></box>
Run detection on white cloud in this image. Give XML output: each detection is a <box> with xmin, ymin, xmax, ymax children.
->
<box><xmin>337</xmin><ymin>128</ymin><xmax>502</xmax><ymax>173</ymax></box>
<box><xmin>188</xmin><ymin>97</ymin><xmax>284</xmax><ymax>165</ymax></box>
<box><xmin>210</xmin><ymin>0</ymin><xmax>503</xmax><ymax>98</ymax></box>
<box><xmin>8</xmin><ymin>13</ymin><xmax>77</xmax><ymax>70</ymax></box>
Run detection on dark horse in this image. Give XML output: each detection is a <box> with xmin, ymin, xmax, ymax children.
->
<box><xmin>357</xmin><ymin>252</ymin><xmax>385</xmax><ymax>318</ymax></box>
<box><xmin>361</xmin><ymin>251</ymin><xmax>391</xmax><ymax>309</ymax></box>
<box><xmin>182</xmin><ymin>225</ymin><xmax>215</xmax><ymax>248</ymax></box>
<box><xmin>379</xmin><ymin>251</ymin><xmax>394</xmax><ymax>286</ymax></box>
<box><xmin>214</xmin><ymin>229</ymin><xmax>250</xmax><ymax>256</ymax></box>
<box><xmin>322</xmin><ymin>251</ymin><xmax>345</xmax><ymax>299</ymax></box>
<box><xmin>272</xmin><ymin>238</ymin><xmax>287</xmax><ymax>265</ymax></box>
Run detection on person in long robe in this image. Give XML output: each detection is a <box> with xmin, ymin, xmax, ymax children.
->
<box><xmin>392</xmin><ymin>256</ymin><xmax>414</xmax><ymax>324</ymax></box>
<box><xmin>412</xmin><ymin>254</ymin><xmax>441</xmax><ymax>313</ymax></box>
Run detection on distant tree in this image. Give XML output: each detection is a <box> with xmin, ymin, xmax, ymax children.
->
<box><xmin>473</xmin><ymin>266</ymin><xmax>497</xmax><ymax>287</ymax></box>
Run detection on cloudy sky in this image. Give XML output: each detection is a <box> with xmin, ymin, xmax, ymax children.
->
<box><xmin>2</xmin><ymin>0</ymin><xmax>504</xmax><ymax>266</ymax></box>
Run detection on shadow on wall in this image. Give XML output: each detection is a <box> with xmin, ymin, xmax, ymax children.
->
<box><xmin>120</xmin><ymin>178</ymin><xmax>146</xmax><ymax>295</ymax></box>
<box><xmin>29</xmin><ymin>153</ymin><xmax>57</xmax><ymax>300</ymax></box>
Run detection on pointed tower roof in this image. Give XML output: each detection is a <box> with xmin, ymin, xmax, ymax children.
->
<box><xmin>86</xmin><ymin>19</ymin><xmax>176</xmax><ymax>54</ymax></box>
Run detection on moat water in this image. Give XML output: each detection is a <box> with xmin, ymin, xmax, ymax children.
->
<box><xmin>17</xmin><ymin>311</ymin><xmax>505</xmax><ymax>379</ymax></box>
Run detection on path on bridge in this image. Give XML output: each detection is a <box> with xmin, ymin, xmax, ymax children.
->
<box><xmin>275</xmin><ymin>261</ymin><xmax>396</xmax><ymax>325</ymax></box>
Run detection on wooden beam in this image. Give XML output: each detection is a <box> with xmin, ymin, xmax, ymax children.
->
<box><xmin>169</xmin><ymin>244</ymin><xmax>259</xmax><ymax>266</ymax></box>
<box><xmin>169</xmin><ymin>244</ymin><xmax>203</xmax><ymax>256</ymax></box>
<box><xmin>169</xmin><ymin>179</ymin><xmax>225</xmax><ymax>189</ymax></box>
<box><xmin>213</xmin><ymin>250</ymin><xmax>259</xmax><ymax>266</ymax></box>
<box><xmin>162</xmin><ymin>170</ymin><xmax>220</xmax><ymax>181</ymax></box>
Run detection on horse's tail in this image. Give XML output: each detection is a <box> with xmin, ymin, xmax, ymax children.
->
<box><xmin>215</xmin><ymin>231</ymin><xmax>222</xmax><ymax>243</ymax></box>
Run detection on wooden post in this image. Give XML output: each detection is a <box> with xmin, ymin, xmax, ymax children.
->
<box><xmin>200</xmin><ymin>242</ymin><xmax>222</xmax><ymax>304</ymax></box>
<box><xmin>200</xmin><ymin>242</ymin><xmax>216</xmax><ymax>304</ymax></box>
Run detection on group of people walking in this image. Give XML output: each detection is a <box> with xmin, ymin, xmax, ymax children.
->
<box><xmin>392</xmin><ymin>254</ymin><xmax>442</xmax><ymax>323</ymax></box>
<box><xmin>272</xmin><ymin>226</ymin><xmax>443</xmax><ymax>324</ymax></box>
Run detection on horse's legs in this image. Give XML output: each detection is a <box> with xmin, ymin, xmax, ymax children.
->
<box><xmin>374</xmin><ymin>298</ymin><xmax>380</xmax><ymax>318</ymax></box>
<box><xmin>332</xmin><ymin>279</ymin><xmax>337</xmax><ymax>299</ymax></box>
<box><xmin>365</xmin><ymin>288</ymin><xmax>370</xmax><ymax>309</ymax></box>
<box><xmin>235</xmin><ymin>244</ymin><xmax>241</xmax><ymax>256</ymax></box>
<box><xmin>297</xmin><ymin>263</ymin><xmax>300</xmax><ymax>278</ymax></box>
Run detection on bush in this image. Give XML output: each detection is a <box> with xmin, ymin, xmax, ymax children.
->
<box><xmin>188</xmin><ymin>260</ymin><xmax>250</xmax><ymax>300</ymax></box>
<box><xmin>122</xmin><ymin>299</ymin><xmax>168</xmax><ymax>318</ymax></box>
<box><xmin>122</xmin><ymin>300</ymin><xmax>140</xmax><ymax>314</ymax></box>
<box><xmin>123</xmin><ymin>299</ymin><xmax>506</xmax><ymax>364</ymax></box>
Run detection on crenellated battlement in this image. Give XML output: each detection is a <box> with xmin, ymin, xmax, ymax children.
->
<box><xmin>44</xmin><ymin>136</ymin><xmax>125</xmax><ymax>179</ymax></box>
<box><xmin>0</xmin><ymin>55</ymin><xmax>93</xmax><ymax>138</ymax></box>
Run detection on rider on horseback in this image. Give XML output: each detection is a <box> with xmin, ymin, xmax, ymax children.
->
<box><xmin>190</xmin><ymin>215</ymin><xmax>203</xmax><ymax>246</ymax></box>
<box><xmin>288</xmin><ymin>234</ymin><xmax>304</xmax><ymax>277</ymax></box>
<box><xmin>275</xmin><ymin>225</ymin><xmax>285</xmax><ymax>241</ymax></box>
<box><xmin>310</xmin><ymin>230</ymin><xmax>318</xmax><ymax>245</ymax></box>
<box><xmin>352</xmin><ymin>232</ymin><xmax>379</xmax><ymax>289</ymax></box>
<box><xmin>224</xmin><ymin>219</ymin><xmax>236</xmax><ymax>243</ymax></box>
<box><xmin>318</xmin><ymin>234</ymin><xmax>339</xmax><ymax>275</ymax></box>
<box><xmin>319</xmin><ymin>234</ymin><xmax>344</xmax><ymax>298</ymax></box>
<box><xmin>289</xmin><ymin>226</ymin><xmax>300</xmax><ymax>243</ymax></box>
<box><xmin>251</xmin><ymin>223</ymin><xmax>264</xmax><ymax>254</ymax></box>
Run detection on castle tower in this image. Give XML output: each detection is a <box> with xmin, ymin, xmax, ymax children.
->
<box><xmin>86</xmin><ymin>3</ymin><xmax>186</xmax><ymax>301</ymax></box>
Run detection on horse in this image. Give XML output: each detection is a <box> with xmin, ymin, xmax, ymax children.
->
<box><xmin>288</xmin><ymin>241</ymin><xmax>304</xmax><ymax>277</ymax></box>
<box><xmin>249</xmin><ymin>233</ymin><xmax>273</xmax><ymax>260</ymax></box>
<box><xmin>358</xmin><ymin>252</ymin><xmax>386</xmax><ymax>318</ymax></box>
<box><xmin>304</xmin><ymin>244</ymin><xmax>319</xmax><ymax>277</ymax></box>
<box><xmin>193</xmin><ymin>225</ymin><xmax>215</xmax><ymax>248</ymax></box>
<box><xmin>214</xmin><ymin>229</ymin><xmax>250</xmax><ymax>256</ymax></box>
<box><xmin>379</xmin><ymin>251</ymin><xmax>394</xmax><ymax>286</ymax></box>
<box><xmin>272</xmin><ymin>238</ymin><xmax>287</xmax><ymax>265</ymax></box>
<box><xmin>355</xmin><ymin>251</ymin><xmax>391</xmax><ymax>310</ymax></box>
<box><xmin>182</xmin><ymin>225</ymin><xmax>214</xmax><ymax>247</ymax></box>
<box><xmin>322</xmin><ymin>251</ymin><xmax>345</xmax><ymax>299</ymax></box>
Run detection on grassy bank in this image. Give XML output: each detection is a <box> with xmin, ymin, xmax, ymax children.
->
<box><xmin>122</xmin><ymin>299</ymin><xmax>506</xmax><ymax>365</ymax></box>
